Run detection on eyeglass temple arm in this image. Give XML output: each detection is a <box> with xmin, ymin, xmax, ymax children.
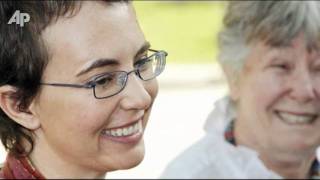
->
<box><xmin>149</xmin><ymin>49</ymin><xmax>168</xmax><ymax>56</ymax></box>
<box><xmin>40</xmin><ymin>82</ymin><xmax>94</xmax><ymax>89</ymax></box>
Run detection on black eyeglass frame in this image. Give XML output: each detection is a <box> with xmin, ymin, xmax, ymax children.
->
<box><xmin>40</xmin><ymin>49</ymin><xmax>167</xmax><ymax>99</ymax></box>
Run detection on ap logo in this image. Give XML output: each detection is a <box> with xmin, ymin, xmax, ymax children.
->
<box><xmin>7</xmin><ymin>10</ymin><xmax>30</xmax><ymax>27</ymax></box>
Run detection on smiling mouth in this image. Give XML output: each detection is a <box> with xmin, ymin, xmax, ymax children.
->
<box><xmin>276</xmin><ymin>111</ymin><xmax>318</xmax><ymax>125</ymax></box>
<box><xmin>102</xmin><ymin>120</ymin><xmax>143</xmax><ymax>137</ymax></box>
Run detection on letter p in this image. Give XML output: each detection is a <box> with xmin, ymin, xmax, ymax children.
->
<box><xmin>20</xmin><ymin>13</ymin><xmax>30</xmax><ymax>27</ymax></box>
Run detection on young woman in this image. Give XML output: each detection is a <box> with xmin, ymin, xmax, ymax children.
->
<box><xmin>0</xmin><ymin>1</ymin><xmax>167</xmax><ymax>178</ymax></box>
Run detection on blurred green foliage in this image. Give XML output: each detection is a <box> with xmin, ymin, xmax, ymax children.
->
<box><xmin>133</xmin><ymin>1</ymin><xmax>227</xmax><ymax>64</ymax></box>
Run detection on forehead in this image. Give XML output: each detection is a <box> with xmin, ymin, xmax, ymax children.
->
<box><xmin>241</xmin><ymin>34</ymin><xmax>320</xmax><ymax>73</ymax></box>
<box><xmin>41</xmin><ymin>1</ymin><xmax>145</xmax><ymax>77</ymax></box>
<box><xmin>249</xmin><ymin>35</ymin><xmax>313</xmax><ymax>62</ymax></box>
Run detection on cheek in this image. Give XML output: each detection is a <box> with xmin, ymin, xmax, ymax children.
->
<box><xmin>236</xmin><ymin>74</ymin><xmax>286</xmax><ymax>139</ymax></box>
<box><xmin>144</xmin><ymin>79</ymin><xmax>159</xmax><ymax>101</ymax></box>
<box><xmin>236</xmin><ymin>72</ymin><xmax>288</xmax><ymax>133</ymax></box>
<box><xmin>63</xmin><ymin>105</ymin><xmax>109</xmax><ymax>131</ymax></box>
<box><xmin>36</xmin><ymin>89</ymin><xmax>117</xmax><ymax>134</ymax></box>
<box><xmin>241</xmin><ymin>72</ymin><xmax>286</xmax><ymax>111</ymax></box>
<box><xmin>314</xmin><ymin>76</ymin><xmax>320</xmax><ymax>95</ymax></box>
<box><xmin>142</xmin><ymin>80</ymin><xmax>158</xmax><ymax>126</ymax></box>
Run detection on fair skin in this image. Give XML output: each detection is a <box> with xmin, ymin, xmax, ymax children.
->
<box><xmin>0</xmin><ymin>1</ymin><xmax>158</xmax><ymax>179</ymax></box>
<box><xmin>232</xmin><ymin>33</ymin><xmax>320</xmax><ymax>178</ymax></box>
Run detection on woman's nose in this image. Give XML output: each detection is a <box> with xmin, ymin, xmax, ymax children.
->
<box><xmin>119</xmin><ymin>73</ymin><xmax>152</xmax><ymax>110</ymax></box>
<box><xmin>288</xmin><ymin>71</ymin><xmax>317</xmax><ymax>103</ymax></box>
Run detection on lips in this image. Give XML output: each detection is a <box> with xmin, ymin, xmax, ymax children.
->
<box><xmin>276</xmin><ymin>111</ymin><xmax>318</xmax><ymax>125</ymax></box>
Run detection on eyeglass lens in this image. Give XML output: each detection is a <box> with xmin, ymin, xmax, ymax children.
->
<box><xmin>93</xmin><ymin>51</ymin><xmax>166</xmax><ymax>99</ymax></box>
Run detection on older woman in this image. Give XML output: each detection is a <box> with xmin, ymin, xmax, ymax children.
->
<box><xmin>0</xmin><ymin>1</ymin><xmax>167</xmax><ymax>179</ymax></box>
<box><xmin>161</xmin><ymin>1</ymin><xmax>320</xmax><ymax>179</ymax></box>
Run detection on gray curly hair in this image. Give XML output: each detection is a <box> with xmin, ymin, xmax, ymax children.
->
<box><xmin>218</xmin><ymin>1</ymin><xmax>320</xmax><ymax>84</ymax></box>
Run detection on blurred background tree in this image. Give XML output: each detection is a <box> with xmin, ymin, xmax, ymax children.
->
<box><xmin>133</xmin><ymin>1</ymin><xmax>227</xmax><ymax>64</ymax></box>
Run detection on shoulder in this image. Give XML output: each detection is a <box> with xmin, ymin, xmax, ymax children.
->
<box><xmin>160</xmin><ymin>134</ymin><xmax>232</xmax><ymax>179</ymax></box>
<box><xmin>160</xmin><ymin>133</ymin><xmax>280</xmax><ymax>179</ymax></box>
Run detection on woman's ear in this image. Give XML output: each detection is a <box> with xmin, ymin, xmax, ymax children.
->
<box><xmin>0</xmin><ymin>85</ymin><xmax>40</xmax><ymax>130</ymax></box>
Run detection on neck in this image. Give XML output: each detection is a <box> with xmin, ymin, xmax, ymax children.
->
<box><xmin>27</xmin><ymin>139</ymin><xmax>106</xmax><ymax>179</ymax></box>
<box><xmin>234</xmin><ymin>124</ymin><xmax>315</xmax><ymax>179</ymax></box>
<box><xmin>258</xmin><ymin>152</ymin><xmax>315</xmax><ymax>179</ymax></box>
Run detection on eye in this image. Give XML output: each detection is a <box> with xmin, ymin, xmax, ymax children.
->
<box><xmin>312</xmin><ymin>63</ymin><xmax>320</xmax><ymax>72</ymax></box>
<box><xmin>94</xmin><ymin>74</ymin><xmax>114</xmax><ymax>87</ymax></box>
<box><xmin>271</xmin><ymin>63</ymin><xmax>290</xmax><ymax>71</ymax></box>
<box><xmin>135</xmin><ymin>57</ymin><xmax>152</xmax><ymax>71</ymax></box>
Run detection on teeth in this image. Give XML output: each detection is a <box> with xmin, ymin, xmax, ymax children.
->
<box><xmin>103</xmin><ymin>120</ymin><xmax>143</xmax><ymax>137</ymax></box>
<box><xmin>116</xmin><ymin>129</ymin><xmax>123</xmax><ymax>136</ymax></box>
<box><xmin>128</xmin><ymin>126</ymin><xmax>133</xmax><ymax>134</ymax></box>
<box><xmin>138</xmin><ymin>120</ymin><xmax>143</xmax><ymax>132</ymax></box>
<box><xmin>111</xmin><ymin>131</ymin><xmax>116</xmax><ymax>136</ymax></box>
<box><xmin>123</xmin><ymin>128</ymin><xmax>128</xmax><ymax>136</ymax></box>
<box><xmin>278</xmin><ymin>112</ymin><xmax>317</xmax><ymax>124</ymax></box>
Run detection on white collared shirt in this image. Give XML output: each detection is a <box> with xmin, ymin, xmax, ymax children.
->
<box><xmin>160</xmin><ymin>96</ymin><xmax>281</xmax><ymax>179</ymax></box>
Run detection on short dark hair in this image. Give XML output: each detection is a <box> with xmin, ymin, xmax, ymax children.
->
<box><xmin>0</xmin><ymin>0</ymin><xmax>128</xmax><ymax>157</ymax></box>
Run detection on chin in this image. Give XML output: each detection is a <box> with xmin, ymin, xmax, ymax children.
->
<box><xmin>276</xmin><ymin>137</ymin><xmax>316</xmax><ymax>153</ymax></box>
<box><xmin>115</xmin><ymin>154</ymin><xmax>145</xmax><ymax>171</ymax></box>
<box><xmin>123</xmin><ymin>157</ymin><xmax>144</xmax><ymax>170</ymax></box>
<box><xmin>117</xmin><ymin>142</ymin><xmax>146</xmax><ymax>170</ymax></box>
<box><xmin>99</xmin><ymin>150</ymin><xmax>145</xmax><ymax>173</ymax></box>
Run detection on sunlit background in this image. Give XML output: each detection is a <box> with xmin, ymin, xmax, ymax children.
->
<box><xmin>134</xmin><ymin>1</ymin><xmax>225</xmax><ymax>64</ymax></box>
<box><xmin>0</xmin><ymin>1</ymin><xmax>230</xmax><ymax>179</ymax></box>
<box><xmin>108</xmin><ymin>1</ymin><xmax>229</xmax><ymax>178</ymax></box>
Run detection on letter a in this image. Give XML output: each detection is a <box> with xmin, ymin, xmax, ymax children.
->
<box><xmin>8</xmin><ymin>10</ymin><xmax>20</xmax><ymax>25</ymax></box>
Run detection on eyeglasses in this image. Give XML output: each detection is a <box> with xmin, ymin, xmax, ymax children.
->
<box><xmin>40</xmin><ymin>49</ymin><xmax>167</xmax><ymax>99</ymax></box>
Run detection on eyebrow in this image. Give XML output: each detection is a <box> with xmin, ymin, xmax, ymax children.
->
<box><xmin>76</xmin><ymin>59</ymin><xmax>118</xmax><ymax>77</ymax></box>
<box><xmin>76</xmin><ymin>42</ymin><xmax>151</xmax><ymax>77</ymax></box>
<box><xmin>134</xmin><ymin>41</ymin><xmax>151</xmax><ymax>59</ymax></box>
